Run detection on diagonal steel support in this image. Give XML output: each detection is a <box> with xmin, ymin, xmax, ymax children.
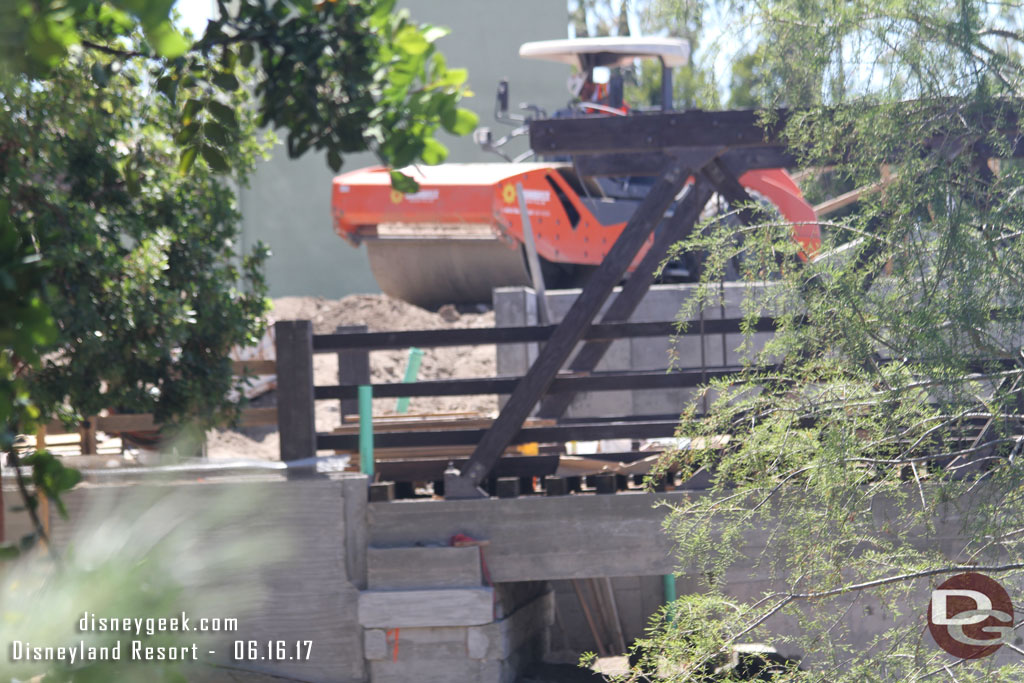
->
<box><xmin>536</xmin><ymin>174</ymin><xmax>716</xmax><ymax>419</ymax></box>
<box><xmin>444</xmin><ymin>155</ymin><xmax>694</xmax><ymax>499</ymax></box>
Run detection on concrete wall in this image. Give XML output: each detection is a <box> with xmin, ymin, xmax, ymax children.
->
<box><xmin>3</xmin><ymin>473</ymin><xmax>369</xmax><ymax>683</ymax></box>
<box><xmin>495</xmin><ymin>283</ymin><xmax>777</xmax><ymax>419</ymax></box>
<box><xmin>5</xmin><ymin>472</ymin><xmax>1018</xmax><ymax>676</ymax></box>
<box><xmin>238</xmin><ymin>0</ymin><xmax>570</xmax><ymax>298</ymax></box>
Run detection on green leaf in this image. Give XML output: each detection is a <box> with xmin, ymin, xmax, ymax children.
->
<box><xmin>203</xmin><ymin>121</ymin><xmax>232</xmax><ymax>146</ymax></box>
<box><xmin>200</xmin><ymin>144</ymin><xmax>230</xmax><ymax>173</ymax></box>
<box><xmin>394</xmin><ymin>26</ymin><xmax>430</xmax><ymax>56</ymax></box>
<box><xmin>444</xmin><ymin>107</ymin><xmax>478</xmax><ymax>136</ymax></box>
<box><xmin>327</xmin><ymin>148</ymin><xmax>343</xmax><ymax>172</ymax></box>
<box><xmin>173</xmin><ymin>121</ymin><xmax>201</xmax><ymax>145</ymax></box>
<box><xmin>182</xmin><ymin>98</ymin><xmax>205</xmax><ymax>125</ymax></box>
<box><xmin>90</xmin><ymin>62</ymin><xmax>108</xmax><ymax>87</ymax></box>
<box><xmin>389</xmin><ymin>170</ymin><xmax>419</xmax><ymax>194</ymax></box>
<box><xmin>433</xmin><ymin>67</ymin><xmax>467</xmax><ymax>89</ymax></box>
<box><xmin>155</xmin><ymin>74</ymin><xmax>178</xmax><ymax>103</ymax></box>
<box><xmin>206</xmin><ymin>100</ymin><xmax>238</xmax><ymax>129</ymax></box>
<box><xmin>178</xmin><ymin>145</ymin><xmax>198</xmax><ymax>174</ymax></box>
<box><xmin>422</xmin><ymin>26</ymin><xmax>450</xmax><ymax>43</ymax></box>
<box><xmin>145</xmin><ymin>20</ymin><xmax>189</xmax><ymax>58</ymax></box>
<box><xmin>239</xmin><ymin>43</ymin><xmax>255</xmax><ymax>67</ymax></box>
<box><xmin>420</xmin><ymin>137</ymin><xmax>447</xmax><ymax>165</ymax></box>
<box><xmin>212</xmin><ymin>71</ymin><xmax>239</xmax><ymax>92</ymax></box>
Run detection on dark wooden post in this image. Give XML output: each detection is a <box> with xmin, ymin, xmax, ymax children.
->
<box><xmin>445</xmin><ymin>156</ymin><xmax>693</xmax><ymax>499</ymax></box>
<box><xmin>275</xmin><ymin>320</ymin><xmax>316</xmax><ymax>462</ymax></box>
<box><xmin>336</xmin><ymin>324</ymin><xmax>370</xmax><ymax>423</ymax></box>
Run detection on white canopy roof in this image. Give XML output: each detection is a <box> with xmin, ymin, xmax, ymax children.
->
<box><xmin>518</xmin><ymin>36</ymin><xmax>690</xmax><ymax>69</ymax></box>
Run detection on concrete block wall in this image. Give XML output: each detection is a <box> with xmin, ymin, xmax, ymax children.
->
<box><xmin>360</xmin><ymin>541</ymin><xmax>552</xmax><ymax>682</ymax></box>
<box><xmin>494</xmin><ymin>283</ymin><xmax>776</xmax><ymax>419</ymax></box>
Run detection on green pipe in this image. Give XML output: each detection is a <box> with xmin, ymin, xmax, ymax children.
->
<box><xmin>663</xmin><ymin>574</ymin><xmax>677</xmax><ymax>622</ymax></box>
<box><xmin>358</xmin><ymin>384</ymin><xmax>374</xmax><ymax>477</ymax></box>
<box><xmin>395</xmin><ymin>347</ymin><xmax>424</xmax><ymax>414</ymax></box>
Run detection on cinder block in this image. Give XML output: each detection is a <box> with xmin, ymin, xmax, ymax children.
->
<box><xmin>364</xmin><ymin>626</ymin><xmax>467</xmax><ymax>661</ymax></box>
<box><xmin>369</xmin><ymin>657</ymin><xmax>500</xmax><ymax>683</ymax></box>
<box><xmin>359</xmin><ymin>588</ymin><xmax>494</xmax><ymax>628</ymax></box>
<box><xmin>368</xmin><ymin>545</ymin><xmax>482</xmax><ymax>589</ymax></box>
<box><xmin>467</xmin><ymin>590</ymin><xmax>554</xmax><ymax>660</ymax></box>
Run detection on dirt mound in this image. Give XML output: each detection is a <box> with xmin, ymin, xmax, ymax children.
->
<box><xmin>206</xmin><ymin>294</ymin><xmax>497</xmax><ymax>461</ymax></box>
<box><xmin>272</xmin><ymin>294</ymin><xmax>488</xmax><ymax>334</ymax></box>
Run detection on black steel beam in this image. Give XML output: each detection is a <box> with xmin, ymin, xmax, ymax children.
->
<box><xmin>446</xmin><ymin>155</ymin><xmax>695</xmax><ymax>498</ymax></box>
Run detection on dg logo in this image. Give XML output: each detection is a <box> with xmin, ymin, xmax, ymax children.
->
<box><xmin>928</xmin><ymin>572</ymin><xmax>1014</xmax><ymax>659</ymax></box>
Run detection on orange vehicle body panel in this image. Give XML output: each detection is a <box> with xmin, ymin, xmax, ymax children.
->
<box><xmin>332</xmin><ymin>163</ymin><xmax>820</xmax><ymax>268</ymax></box>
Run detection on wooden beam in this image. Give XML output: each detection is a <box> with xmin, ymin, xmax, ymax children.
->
<box><xmin>574</xmin><ymin>146</ymin><xmax>799</xmax><ymax>177</ymax></box>
<box><xmin>315</xmin><ymin>366</ymin><xmax>756</xmax><ymax>401</ymax></box>
<box><xmin>530</xmin><ymin>103</ymin><xmax>1024</xmax><ymax>160</ymax></box>
<box><xmin>336</xmin><ymin>325</ymin><xmax>370</xmax><ymax>424</ymax></box>
<box><xmin>538</xmin><ymin>175</ymin><xmax>716</xmax><ymax>418</ymax></box>
<box><xmin>374</xmin><ymin>455</ymin><xmax>560</xmax><ymax>482</ymax></box>
<box><xmin>446</xmin><ymin>156</ymin><xmax>694</xmax><ymax>498</ymax></box>
<box><xmin>313</xmin><ymin>319</ymin><xmax>699</xmax><ymax>351</ymax></box>
<box><xmin>530</xmin><ymin>109</ymin><xmax>789</xmax><ymax>156</ymax></box>
<box><xmin>275</xmin><ymin>320</ymin><xmax>317</xmax><ymax>461</ymax></box>
<box><xmin>320</xmin><ymin>419</ymin><xmax>682</xmax><ymax>452</ymax></box>
<box><xmin>231</xmin><ymin>359</ymin><xmax>277</xmax><ymax>374</ymax></box>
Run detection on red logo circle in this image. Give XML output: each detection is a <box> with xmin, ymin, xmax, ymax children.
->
<box><xmin>928</xmin><ymin>572</ymin><xmax>1014</xmax><ymax>659</ymax></box>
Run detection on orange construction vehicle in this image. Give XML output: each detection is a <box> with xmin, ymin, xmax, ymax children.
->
<box><xmin>332</xmin><ymin>37</ymin><xmax>820</xmax><ymax>309</ymax></box>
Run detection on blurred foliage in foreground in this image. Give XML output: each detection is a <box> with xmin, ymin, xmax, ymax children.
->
<box><xmin>622</xmin><ymin>0</ymin><xmax>1024</xmax><ymax>680</ymax></box>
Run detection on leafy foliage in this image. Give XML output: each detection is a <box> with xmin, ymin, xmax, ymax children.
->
<box><xmin>0</xmin><ymin>0</ymin><xmax>476</xmax><ymax>431</ymax></box>
<box><xmin>635</xmin><ymin>0</ymin><xmax>1024</xmax><ymax>679</ymax></box>
<box><xmin>2</xmin><ymin>42</ymin><xmax>270</xmax><ymax>433</ymax></box>
<box><xmin>0</xmin><ymin>1</ymin><xmax>477</xmax><ymax>565</ymax></box>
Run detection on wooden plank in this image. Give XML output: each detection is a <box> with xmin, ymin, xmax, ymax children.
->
<box><xmin>275</xmin><ymin>320</ymin><xmax>317</xmax><ymax>461</ymax></box>
<box><xmin>331</xmin><ymin>416</ymin><xmax>556</xmax><ymax>435</ymax></box>
<box><xmin>319</xmin><ymin>420</ymin><xmax>681</xmax><ymax>452</ymax></box>
<box><xmin>373</xmin><ymin>455</ymin><xmax>560</xmax><ymax>482</ymax></box>
<box><xmin>96</xmin><ymin>413</ymin><xmax>158</xmax><ymax>432</ymax></box>
<box><xmin>538</xmin><ymin>176</ymin><xmax>716</xmax><ymax>418</ymax></box>
<box><xmin>79</xmin><ymin>419</ymin><xmax>97</xmax><ymax>455</ymax></box>
<box><xmin>311</xmin><ymin>318</ymin><xmax>763</xmax><ymax>352</ymax></box>
<box><xmin>530</xmin><ymin>104</ymin><xmax>1024</xmax><ymax>160</ymax></box>
<box><xmin>529</xmin><ymin>108</ymin><xmax>789</xmax><ymax>156</ymax></box>
<box><xmin>447</xmin><ymin>156</ymin><xmax>696</xmax><ymax>497</ymax></box>
<box><xmin>336</xmin><ymin>325</ymin><xmax>370</xmax><ymax>424</ymax></box>
<box><xmin>239</xmin><ymin>406</ymin><xmax>278</xmax><ymax>428</ymax></box>
<box><xmin>358</xmin><ymin>588</ymin><xmax>495</xmax><ymax>628</ymax></box>
<box><xmin>720</xmin><ymin>146</ymin><xmax>800</xmax><ymax>175</ymax></box>
<box><xmin>367</xmin><ymin>546</ymin><xmax>482</xmax><ymax>589</ymax></box>
<box><xmin>573</xmin><ymin>147</ymin><xmax>723</xmax><ymax>177</ymax></box>
<box><xmin>317</xmin><ymin>364</ymin><xmax>759</xmax><ymax>400</ymax></box>
<box><xmin>231</xmin><ymin>359</ymin><xmax>277</xmax><ymax>374</ymax></box>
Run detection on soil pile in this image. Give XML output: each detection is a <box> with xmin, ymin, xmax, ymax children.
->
<box><xmin>206</xmin><ymin>295</ymin><xmax>497</xmax><ymax>461</ymax></box>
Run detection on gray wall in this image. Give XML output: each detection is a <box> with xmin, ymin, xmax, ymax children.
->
<box><xmin>238</xmin><ymin>0</ymin><xmax>571</xmax><ymax>298</ymax></box>
<box><xmin>495</xmin><ymin>283</ymin><xmax>777</xmax><ymax>419</ymax></box>
<box><xmin>4</xmin><ymin>474</ymin><xmax>370</xmax><ymax>683</ymax></box>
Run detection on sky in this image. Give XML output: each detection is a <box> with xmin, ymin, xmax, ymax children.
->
<box><xmin>173</xmin><ymin>0</ymin><xmax>216</xmax><ymax>37</ymax></box>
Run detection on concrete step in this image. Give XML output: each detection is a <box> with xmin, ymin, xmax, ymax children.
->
<box><xmin>367</xmin><ymin>544</ymin><xmax>482</xmax><ymax>590</ymax></box>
